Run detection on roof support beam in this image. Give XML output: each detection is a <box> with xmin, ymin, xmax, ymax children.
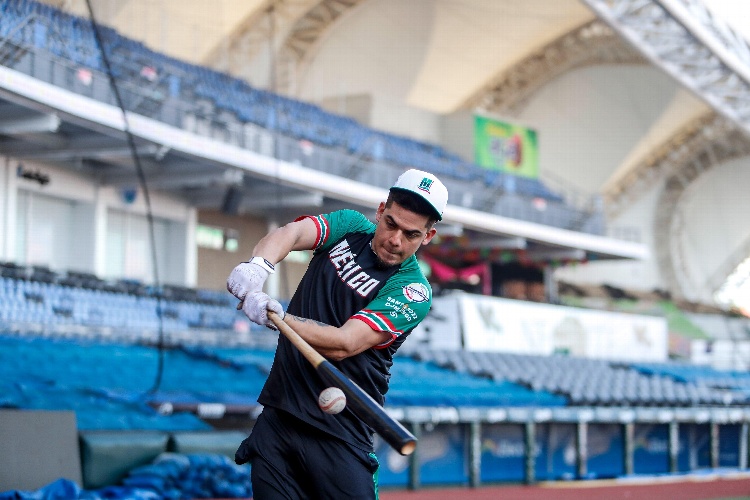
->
<box><xmin>581</xmin><ymin>0</ymin><xmax>750</xmax><ymax>137</ymax></box>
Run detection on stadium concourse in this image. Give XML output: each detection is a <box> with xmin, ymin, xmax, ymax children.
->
<box><xmin>4</xmin><ymin>0</ymin><xmax>750</xmax><ymax>498</ymax></box>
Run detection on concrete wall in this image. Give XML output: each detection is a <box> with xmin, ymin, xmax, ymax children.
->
<box><xmin>196</xmin><ymin>210</ymin><xmax>310</xmax><ymax>298</ymax></box>
<box><xmin>300</xmin><ymin>0</ymin><xmax>441</xmax><ymax>143</ymax></box>
<box><xmin>0</xmin><ymin>156</ymin><xmax>195</xmax><ymax>286</ymax></box>
<box><xmin>675</xmin><ymin>158</ymin><xmax>750</xmax><ymax>303</ymax></box>
<box><xmin>0</xmin><ymin>410</ymin><xmax>81</xmax><ymax>492</ymax></box>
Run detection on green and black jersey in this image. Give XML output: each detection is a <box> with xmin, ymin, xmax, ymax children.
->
<box><xmin>257</xmin><ymin>209</ymin><xmax>432</xmax><ymax>451</ymax></box>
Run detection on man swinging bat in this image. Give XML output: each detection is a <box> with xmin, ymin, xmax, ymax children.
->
<box><xmin>227</xmin><ymin>169</ymin><xmax>448</xmax><ymax>499</ymax></box>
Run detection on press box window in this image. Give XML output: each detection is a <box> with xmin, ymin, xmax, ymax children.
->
<box><xmin>197</xmin><ymin>225</ymin><xmax>238</xmax><ymax>252</ymax></box>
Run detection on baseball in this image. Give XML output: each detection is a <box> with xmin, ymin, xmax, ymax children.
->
<box><xmin>318</xmin><ymin>387</ymin><xmax>346</xmax><ymax>415</ymax></box>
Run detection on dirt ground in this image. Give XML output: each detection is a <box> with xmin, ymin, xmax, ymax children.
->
<box><xmin>379</xmin><ymin>473</ymin><xmax>750</xmax><ymax>500</ymax></box>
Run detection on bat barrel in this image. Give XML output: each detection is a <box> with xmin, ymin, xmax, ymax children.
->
<box><xmin>318</xmin><ymin>360</ymin><xmax>417</xmax><ymax>455</ymax></box>
<box><xmin>267</xmin><ymin>311</ymin><xmax>418</xmax><ymax>455</ymax></box>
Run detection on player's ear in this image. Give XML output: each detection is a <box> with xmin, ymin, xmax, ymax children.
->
<box><xmin>421</xmin><ymin>228</ymin><xmax>437</xmax><ymax>246</ymax></box>
<box><xmin>375</xmin><ymin>202</ymin><xmax>386</xmax><ymax>222</ymax></box>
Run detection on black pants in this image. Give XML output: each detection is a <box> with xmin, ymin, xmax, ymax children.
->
<box><xmin>236</xmin><ymin>407</ymin><xmax>380</xmax><ymax>499</ymax></box>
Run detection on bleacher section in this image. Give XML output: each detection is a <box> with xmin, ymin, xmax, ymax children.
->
<box><xmin>0</xmin><ymin>335</ymin><xmax>269</xmax><ymax>430</ymax></box>
<box><xmin>0</xmin><ymin>334</ymin><xmax>566</xmax><ymax>431</ymax></box>
<box><xmin>0</xmin><ymin>263</ymin><xmax>274</xmax><ymax>347</ymax></box>
<box><xmin>3</xmin><ymin>270</ymin><xmax>750</xmax><ymax>489</ymax></box>
<box><xmin>0</xmin><ymin>0</ymin><xmax>605</xmax><ymax>233</ymax></box>
<box><xmin>2</xmin><ymin>260</ymin><xmax>749</xmax><ymax>423</ymax></box>
<box><xmin>633</xmin><ymin>362</ymin><xmax>750</xmax><ymax>398</ymax></box>
<box><xmin>412</xmin><ymin>349</ymin><xmax>749</xmax><ymax>407</ymax></box>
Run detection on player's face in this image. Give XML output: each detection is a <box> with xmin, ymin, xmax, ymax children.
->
<box><xmin>372</xmin><ymin>201</ymin><xmax>437</xmax><ymax>267</ymax></box>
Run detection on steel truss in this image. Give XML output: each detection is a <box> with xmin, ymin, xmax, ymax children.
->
<box><xmin>581</xmin><ymin>0</ymin><xmax>750</xmax><ymax>138</ymax></box>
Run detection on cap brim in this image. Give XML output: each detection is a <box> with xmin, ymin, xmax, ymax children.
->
<box><xmin>390</xmin><ymin>187</ymin><xmax>443</xmax><ymax>221</ymax></box>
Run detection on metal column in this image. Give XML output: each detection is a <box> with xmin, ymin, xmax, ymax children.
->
<box><xmin>669</xmin><ymin>421</ymin><xmax>680</xmax><ymax>473</ymax></box>
<box><xmin>576</xmin><ymin>421</ymin><xmax>588</xmax><ymax>479</ymax></box>
<box><xmin>623</xmin><ymin>422</ymin><xmax>635</xmax><ymax>475</ymax></box>
<box><xmin>710</xmin><ymin>422</ymin><xmax>720</xmax><ymax>469</ymax></box>
<box><xmin>469</xmin><ymin>421</ymin><xmax>481</xmax><ymax>488</ymax></box>
<box><xmin>525</xmin><ymin>421</ymin><xmax>536</xmax><ymax>485</ymax></box>
<box><xmin>740</xmin><ymin>422</ymin><xmax>749</xmax><ymax>470</ymax></box>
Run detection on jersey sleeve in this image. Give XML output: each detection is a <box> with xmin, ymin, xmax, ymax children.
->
<box><xmin>351</xmin><ymin>260</ymin><xmax>432</xmax><ymax>349</ymax></box>
<box><xmin>295</xmin><ymin>209</ymin><xmax>375</xmax><ymax>252</ymax></box>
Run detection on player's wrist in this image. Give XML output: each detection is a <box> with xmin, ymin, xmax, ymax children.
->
<box><xmin>249</xmin><ymin>256</ymin><xmax>276</xmax><ymax>274</ymax></box>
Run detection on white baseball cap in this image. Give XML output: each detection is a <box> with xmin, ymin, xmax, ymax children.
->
<box><xmin>390</xmin><ymin>169</ymin><xmax>448</xmax><ymax>221</ymax></box>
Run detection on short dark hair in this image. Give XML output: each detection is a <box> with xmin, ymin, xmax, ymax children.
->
<box><xmin>386</xmin><ymin>188</ymin><xmax>438</xmax><ymax>228</ymax></box>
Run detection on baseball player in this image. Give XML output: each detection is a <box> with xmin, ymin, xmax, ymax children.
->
<box><xmin>227</xmin><ymin>169</ymin><xmax>448</xmax><ymax>499</ymax></box>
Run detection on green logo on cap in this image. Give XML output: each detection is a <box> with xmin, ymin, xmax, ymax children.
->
<box><xmin>418</xmin><ymin>177</ymin><xmax>433</xmax><ymax>193</ymax></box>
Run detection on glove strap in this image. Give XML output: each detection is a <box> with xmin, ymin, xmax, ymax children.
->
<box><xmin>250</xmin><ymin>256</ymin><xmax>276</xmax><ymax>274</ymax></box>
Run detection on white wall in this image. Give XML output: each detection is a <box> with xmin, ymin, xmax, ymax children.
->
<box><xmin>515</xmin><ymin>64</ymin><xmax>680</xmax><ymax>194</ymax></box>
<box><xmin>555</xmin><ymin>182</ymin><xmax>666</xmax><ymax>291</ymax></box>
<box><xmin>691</xmin><ymin>339</ymin><xmax>750</xmax><ymax>371</ymax></box>
<box><xmin>0</xmin><ymin>156</ymin><xmax>195</xmax><ymax>286</ymax></box>
<box><xmin>554</xmin><ymin>145</ymin><xmax>750</xmax><ymax>299</ymax></box>
<box><xmin>299</xmin><ymin>0</ymin><xmax>441</xmax><ymax>143</ymax></box>
<box><xmin>439</xmin><ymin>110</ymin><xmax>475</xmax><ymax>161</ymax></box>
<box><xmin>0</xmin><ymin>157</ymin><xmax>13</xmax><ymax>261</ymax></box>
<box><xmin>674</xmin><ymin>157</ymin><xmax>750</xmax><ymax>303</ymax></box>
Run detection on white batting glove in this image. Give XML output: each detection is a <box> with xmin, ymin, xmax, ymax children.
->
<box><xmin>227</xmin><ymin>257</ymin><xmax>275</xmax><ymax>301</ymax></box>
<box><xmin>241</xmin><ymin>291</ymin><xmax>285</xmax><ymax>330</ymax></box>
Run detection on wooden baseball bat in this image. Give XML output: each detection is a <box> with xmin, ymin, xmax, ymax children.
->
<box><xmin>267</xmin><ymin>311</ymin><xmax>417</xmax><ymax>456</ymax></box>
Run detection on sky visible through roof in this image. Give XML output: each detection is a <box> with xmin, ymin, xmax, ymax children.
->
<box><xmin>701</xmin><ymin>0</ymin><xmax>750</xmax><ymax>41</ymax></box>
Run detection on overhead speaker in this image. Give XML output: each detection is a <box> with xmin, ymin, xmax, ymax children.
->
<box><xmin>221</xmin><ymin>186</ymin><xmax>243</xmax><ymax>215</ymax></box>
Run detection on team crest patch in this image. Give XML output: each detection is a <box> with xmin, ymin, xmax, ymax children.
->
<box><xmin>403</xmin><ymin>283</ymin><xmax>429</xmax><ymax>303</ymax></box>
<box><xmin>418</xmin><ymin>177</ymin><xmax>433</xmax><ymax>193</ymax></box>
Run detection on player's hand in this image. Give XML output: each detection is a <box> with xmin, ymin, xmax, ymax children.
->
<box><xmin>227</xmin><ymin>259</ymin><xmax>273</xmax><ymax>301</ymax></box>
<box><xmin>241</xmin><ymin>291</ymin><xmax>285</xmax><ymax>330</ymax></box>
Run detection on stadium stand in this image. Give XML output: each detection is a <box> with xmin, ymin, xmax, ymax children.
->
<box><xmin>0</xmin><ymin>0</ymin><xmax>597</xmax><ymax>234</ymax></box>
<box><xmin>0</xmin><ymin>334</ymin><xmax>566</xmax><ymax>428</ymax></box>
<box><xmin>0</xmin><ymin>265</ymin><xmax>262</xmax><ymax>345</ymax></box>
<box><xmin>633</xmin><ymin>362</ymin><xmax>750</xmax><ymax>397</ymax></box>
<box><xmin>3</xmin><ymin>270</ymin><xmax>748</xmax><ymax>427</ymax></box>
<box><xmin>4</xmin><ymin>0</ymin><xmax>750</xmax><ymax>495</ymax></box>
<box><xmin>412</xmin><ymin>349</ymin><xmax>748</xmax><ymax>407</ymax></box>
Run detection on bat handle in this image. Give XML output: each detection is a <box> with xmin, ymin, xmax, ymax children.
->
<box><xmin>236</xmin><ymin>300</ymin><xmax>285</xmax><ymax>329</ymax></box>
<box><xmin>237</xmin><ymin>301</ymin><xmax>295</xmax><ymax>345</ymax></box>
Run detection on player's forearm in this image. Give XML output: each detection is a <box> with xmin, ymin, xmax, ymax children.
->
<box><xmin>283</xmin><ymin>314</ymin><xmax>368</xmax><ymax>361</ymax></box>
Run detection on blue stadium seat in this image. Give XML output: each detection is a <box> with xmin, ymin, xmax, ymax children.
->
<box><xmin>414</xmin><ymin>349</ymin><xmax>750</xmax><ymax>408</ymax></box>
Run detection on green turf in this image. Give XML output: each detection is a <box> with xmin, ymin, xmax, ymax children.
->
<box><xmin>657</xmin><ymin>300</ymin><xmax>710</xmax><ymax>339</ymax></box>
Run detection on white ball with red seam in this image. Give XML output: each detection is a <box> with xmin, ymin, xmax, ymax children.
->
<box><xmin>318</xmin><ymin>387</ymin><xmax>346</xmax><ymax>415</ymax></box>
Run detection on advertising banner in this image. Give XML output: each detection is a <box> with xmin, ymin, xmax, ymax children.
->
<box><xmin>474</xmin><ymin>115</ymin><xmax>539</xmax><ymax>179</ymax></box>
<box><xmin>459</xmin><ymin>294</ymin><xmax>668</xmax><ymax>361</ymax></box>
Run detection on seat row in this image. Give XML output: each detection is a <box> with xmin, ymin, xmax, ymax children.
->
<box><xmin>414</xmin><ymin>349</ymin><xmax>749</xmax><ymax>407</ymax></box>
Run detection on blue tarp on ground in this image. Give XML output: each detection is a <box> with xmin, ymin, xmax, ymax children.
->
<box><xmin>0</xmin><ymin>453</ymin><xmax>252</xmax><ymax>499</ymax></box>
